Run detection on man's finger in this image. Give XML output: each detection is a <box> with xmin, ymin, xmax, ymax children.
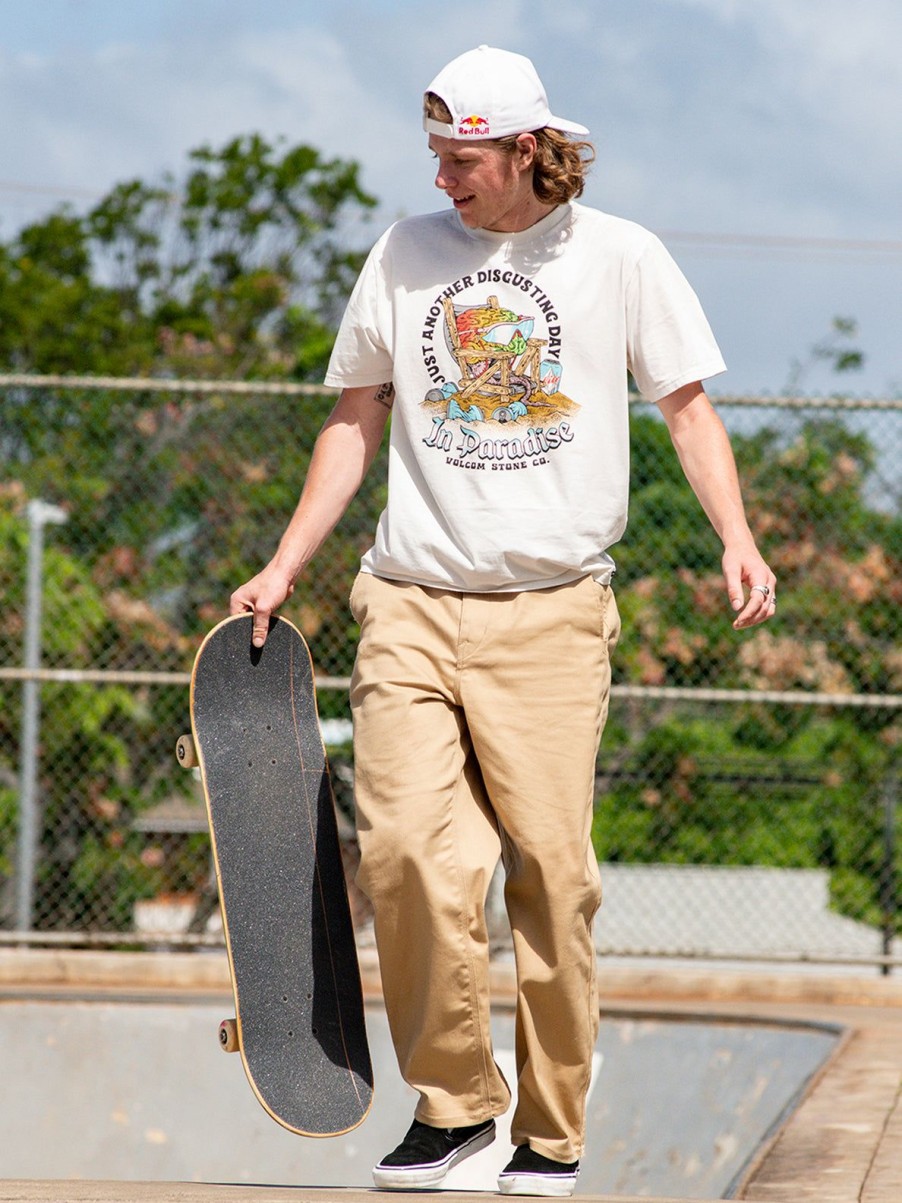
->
<box><xmin>229</xmin><ymin>588</ymin><xmax>253</xmax><ymax>617</ymax></box>
<box><xmin>725</xmin><ymin>575</ymin><xmax>745</xmax><ymax>613</ymax></box>
<box><xmin>251</xmin><ymin>611</ymin><xmax>270</xmax><ymax>648</ymax></box>
<box><xmin>732</xmin><ymin>589</ymin><xmax>776</xmax><ymax>629</ymax></box>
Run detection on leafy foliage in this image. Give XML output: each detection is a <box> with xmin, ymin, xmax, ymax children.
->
<box><xmin>0</xmin><ymin>133</ymin><xmax>376</xmax><ymax>380</ymax></box>
<box><xmin>595</xmin><ymin>409</ymin><xmax>901</xmax><ymax>931</ymax></box>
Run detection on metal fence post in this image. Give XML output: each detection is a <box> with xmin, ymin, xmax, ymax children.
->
<box><xmin>880</xmin><ymin>765</ymin><xmax>899</xmax><ymax>976</ymax></box>
<box><xmin>15</xmin><ymin>499</ymin><xmax>68</xmax><ymax>932</ymax></box>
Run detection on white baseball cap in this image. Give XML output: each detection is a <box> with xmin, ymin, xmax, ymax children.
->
<box><xmin>424</xmin><ymin>45</ymin><xmax>589</xmax><ymax>141</ymax></box>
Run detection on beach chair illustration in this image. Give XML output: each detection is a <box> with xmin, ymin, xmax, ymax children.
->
<box><xmin>443</xmin><ymin>296</ymin><xmax>549</xmax><ymax>420</ymax></box>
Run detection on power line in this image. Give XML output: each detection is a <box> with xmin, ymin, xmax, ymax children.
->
<box><xmin>0</xmin><ymin>178</ymin><xmax>101</xmax><ymax>201</ymax></box>
<box><xmin>0</xmin><ymin>176</ymin><xmax>897</xmax><ymax>259</ymax></box>
<box><xmin>658</xmin><ymin>229</ymin><xmax>902</xmax><ymax>255</ymax></box>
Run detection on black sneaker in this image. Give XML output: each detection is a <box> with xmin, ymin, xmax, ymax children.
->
<box><xmin>498</xmin><ymin>1145</ymin><xmax>580</xmax><ymax>1196</ymax></box>
<box><xmin>372</xmin><ymin>1117</ymin><xmax>496</xmax><ymax>1189</ymax></box>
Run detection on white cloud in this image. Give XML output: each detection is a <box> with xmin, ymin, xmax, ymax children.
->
<box><xmin>659</xmin><ymin>0</ymin><xmax>902</xmax><ymax>231</ymax></box>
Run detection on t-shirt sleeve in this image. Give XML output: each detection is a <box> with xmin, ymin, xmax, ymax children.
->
<box><xmin>625</xmin><ymin>235</ymin><xmax>727</xmax><ymax>402</ymax></box>
<box><xmin>323</xmin><ymin>233</ymin><xmax>395</xmax><ymax>388</ymax></box>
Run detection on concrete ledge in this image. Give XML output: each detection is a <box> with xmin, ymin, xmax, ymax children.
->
<box><xmin>1</xmin><ymin>948</ymin><xmax>901</xmax><ymax>1011</ymax></box>
<box><xmin>594</xmin><ymin>963</ymin><xmax>902</xmax><ymax>1009</ymax></box>
<box><xmin>0</xmin><ymin>948</ymin><xmax>232</xmax><ymax>995</ymax></box>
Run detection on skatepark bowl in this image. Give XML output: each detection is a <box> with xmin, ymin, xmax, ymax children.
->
<box><xmin>0</xmin><ymin>957</ymin><xmax>843</xmax><ymax>1200</ymax></box>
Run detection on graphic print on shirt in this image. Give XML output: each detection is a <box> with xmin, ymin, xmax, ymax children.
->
<box><xmin>419</xmin><ymin>270</ymin><xmax>580</xmax><ymax>473</ymax></box>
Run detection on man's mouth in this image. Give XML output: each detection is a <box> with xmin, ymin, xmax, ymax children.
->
<box><xmin>452</xmin><ymin>195</ymin><xmax>475</xmax><ymax>209</ymax></box>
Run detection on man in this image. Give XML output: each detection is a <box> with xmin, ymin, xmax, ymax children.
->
<box><xmin>231</xmin><ymin>44</ymin><xmax>776</xmax><ymax>1197</ymax></box>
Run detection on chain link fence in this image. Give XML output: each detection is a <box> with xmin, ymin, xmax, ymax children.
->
<box><xmin>0</xmin><ymin>377</ymin><xmax>899</xmax><ymax>966</ymax></box>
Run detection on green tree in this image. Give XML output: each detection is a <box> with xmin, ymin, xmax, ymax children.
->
<box><xmin>0</xmin><ymin>135</ymin><xmax>380</xmax><ymax>930</ymax></box>
<box><xmin>0</xmin><ymin>133</ymin><xmax>377</xmax><ymax>380</ymax></box>
<box><xmin>0</xmin><ymin>211</ymin><xmax>153</xmax><ymax>374</ymax></box>
<box><xmin>595</xmin><ymin>399</ymin><xmax>901</xmax><ymax>932</ymax></box>
<box><xmin>1</xmin><ymin>134</ymin><xmax>382</xmax><ymax>659</ymax></box>
<box><xmin>0</xmin><ymin>491</ymin><xmax>188</xmax><ymax>929</ymax></box>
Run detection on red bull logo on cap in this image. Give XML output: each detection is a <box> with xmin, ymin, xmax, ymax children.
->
<box><xmin>458</xmin><ymin>114</ymin><xmax>491</xmax><ymax>136</ymax></box>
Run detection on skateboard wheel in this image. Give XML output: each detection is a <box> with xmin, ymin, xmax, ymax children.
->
<box><xmin>219</xmin><ymin>1018</ymin><xmax>240</xmax><ymax>1053</ymax></box>
<box><xmin>176</xmin><ymin>734</ymin><xmax>198</xmax><ymax>769</ymax></box>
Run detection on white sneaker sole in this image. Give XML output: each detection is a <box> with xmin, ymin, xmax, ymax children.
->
<box><xmin>372</xmin><ymin>1123</ymin><xmax>496</xmax><ymax>1190</ymax></box>
<box><xmin>498</xmin><ymin>1169</ymin><xmax>579</xmax><ymax>1197</ymax></box>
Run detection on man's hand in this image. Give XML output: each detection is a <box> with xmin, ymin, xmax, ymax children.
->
<box><xmin>723</xmin><ymin>543</ymin><xmax>777</xmax><ymax>630</ymax></box>
<box><xmin>230</xmin><ymin>565</ymin><xmax>297</xmax><ymax>648</ymax></box>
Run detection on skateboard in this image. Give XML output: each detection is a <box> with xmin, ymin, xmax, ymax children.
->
<box><xmin>176</xmin><ymin>613</ymin><xmax>373</xmax><ymax>1136</ymax></box>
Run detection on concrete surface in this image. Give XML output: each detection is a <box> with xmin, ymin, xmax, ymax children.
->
<box><xmin>0</xmin><ymin>998</ymin><xmax>835</xmax><ymax>1195</ymax></box>
<box><xmin>0</xmin><ymin>949</ymin><xmax>900</xmax><ymax>1203</ymax></box>
<box><xmin>0</xmin><ymin>1187</ymin><xmax>700</xmax><ymax>1203</ymax></box>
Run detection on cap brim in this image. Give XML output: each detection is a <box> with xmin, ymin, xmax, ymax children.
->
<box><xmin>547</xmin><ymin>115</ymin><xmax>590</xmax><ymax>137</ymax></box>
<box><xmin>424</xmin><ymin>116</ymin><xmax>457</xmax><ymax>138</ymax></box>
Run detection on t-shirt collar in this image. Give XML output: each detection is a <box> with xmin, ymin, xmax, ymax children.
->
<box><xmin>457</xmin><ymin>203</ymin><xmax>574</xmax><ymax>246</ymax></box>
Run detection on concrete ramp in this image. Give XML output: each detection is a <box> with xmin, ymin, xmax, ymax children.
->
<box><xmin>0</xmin><ymin>995</ymin><xmax>837</xmax><ymax>1198</ymax></box>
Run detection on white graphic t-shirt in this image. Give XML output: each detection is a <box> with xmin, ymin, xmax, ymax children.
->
<box><xmin>324</xmin><ymin>202</ymin><xmax>726</xmax><ymax>592</ymax></box>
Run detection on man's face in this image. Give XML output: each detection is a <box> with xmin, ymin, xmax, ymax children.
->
<box><xmin>428</xmin><ymin>133</ymin><xmax>538</xmax><ymax>233</ymax></box>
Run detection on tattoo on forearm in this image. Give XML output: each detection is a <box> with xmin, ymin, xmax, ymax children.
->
<box><xmin>374</xmin><ymin>382</ymin><xmax>395</xmax><ymax>410</ymax></box>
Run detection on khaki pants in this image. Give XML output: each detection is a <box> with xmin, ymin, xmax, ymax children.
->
<box><xmin>348</xmin><ymin>572</ymin><xmax>620</xmax><ymax>1163</ymax></box>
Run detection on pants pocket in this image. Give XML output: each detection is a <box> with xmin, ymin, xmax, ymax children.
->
<box><xmin>348</xmin><ymin>569</ymin><xmax>369</xmax><ymax>623</ymax></box>
<box><xmin>598</xmin><ymin>582</ymin><xmax>621</xmax><ymax>654</ymax></box>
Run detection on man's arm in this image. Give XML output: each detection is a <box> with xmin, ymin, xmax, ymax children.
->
<box><xmin>230</xmin><ymin>382</ymin><xmax>393</xmax><ymax>646</ymax></box>
<box><xmin>657</xmin><ymin>381</ymin><xmax>776</xmax><ymax>630</ymax></box>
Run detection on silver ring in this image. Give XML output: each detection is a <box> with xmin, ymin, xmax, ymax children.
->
<box><xmin>751</xmin><ymin>584</ymin><xmax>770</xmax><ymax>598</ymax></box>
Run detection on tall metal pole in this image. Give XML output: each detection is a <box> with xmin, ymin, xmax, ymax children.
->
<box><xmin>880</xmin><ymin>766</ymin><xmax>899</xmax><ymax>977</ymax></box>
<box><xmin>15</xmin><ymin>499</ymin><xmax>67</xmax><ymax>932</ymax></box>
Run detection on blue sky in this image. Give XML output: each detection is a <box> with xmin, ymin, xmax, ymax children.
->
<box><xmin>1</xmin><ymin>0</ymin><xmax>899</xmax><ymax>395</ymax></box>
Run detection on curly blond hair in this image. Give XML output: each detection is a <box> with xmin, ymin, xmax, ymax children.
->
<box><xmin>424</xmin><ymin>92</ymin><xmax>595</xmax><ymax>205</ymax></box>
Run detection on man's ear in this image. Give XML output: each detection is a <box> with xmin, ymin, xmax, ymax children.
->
<box><xmin>514</xmin><ymin>132</ymin><xmax>538</xmax><ymax>170</ymax></box>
